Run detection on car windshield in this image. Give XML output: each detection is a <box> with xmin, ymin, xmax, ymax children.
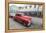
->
<box><xmin>16</xmin><ymin>14</ymin><xmax>22</xmax><ymax>16</ymax></box>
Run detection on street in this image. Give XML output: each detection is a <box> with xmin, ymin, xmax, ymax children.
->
<box><xmin>9</xmin><ymin>17</ymin><xmax>42</xmax><ymax>30</ymax></box>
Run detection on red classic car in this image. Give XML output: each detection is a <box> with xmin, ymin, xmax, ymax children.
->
<box><xmin>14</xmin><ymin>13</ymin><xmax>32</xmax><ymax>27</ymax></box>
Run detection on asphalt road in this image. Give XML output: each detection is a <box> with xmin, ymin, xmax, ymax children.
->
<box><xmin>9</xmin><ymin>17</ymin><xmax>42</xmax><ymax>30</ymax></box>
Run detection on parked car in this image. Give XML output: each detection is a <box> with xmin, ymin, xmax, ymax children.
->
<box><xmin>9</xmin><ymin>13</ymin><xmax>15</xmax><ymax>18</ymax></box>
<box><xmin>14</xmin><ymin>13</ymin><xmax>32</xmax><ymax>27</ymax></box>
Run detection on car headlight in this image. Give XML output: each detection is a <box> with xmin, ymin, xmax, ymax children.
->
<box><xmin>27</xmin><ymin>21</ymin><xmax>31</xmax><ymax>26</ymax></box>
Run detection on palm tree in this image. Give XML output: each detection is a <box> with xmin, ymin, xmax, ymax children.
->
<box><xmin>9</xmin><ymin>5</ymin><xmax>17</xmax><ymax>16</ymax></box>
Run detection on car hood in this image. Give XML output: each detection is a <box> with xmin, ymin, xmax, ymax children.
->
<box><xmin>21</xmin><ymin>16</ymin><xmax>31</xmax><ymax>19</ymax></box>
<box><xmin>14</xmin><ymin>16</ymin><xmax>32</xmax><ymax>21</ymax></box>
<box><xmin>22</xmin><ymin>16</ymin><xmax>31</xmax><ymax>19</ymax></box>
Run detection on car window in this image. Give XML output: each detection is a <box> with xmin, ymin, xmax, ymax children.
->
<box><xmin>16</xmin><ymin>14</ymin><xmax>21</xmax><ymax>16</ymax></box>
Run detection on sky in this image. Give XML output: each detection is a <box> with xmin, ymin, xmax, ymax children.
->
<box><xmin>9</xmin><ymin>4</ymin><xmax>42</xmax><ymax>12</ymax></box>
